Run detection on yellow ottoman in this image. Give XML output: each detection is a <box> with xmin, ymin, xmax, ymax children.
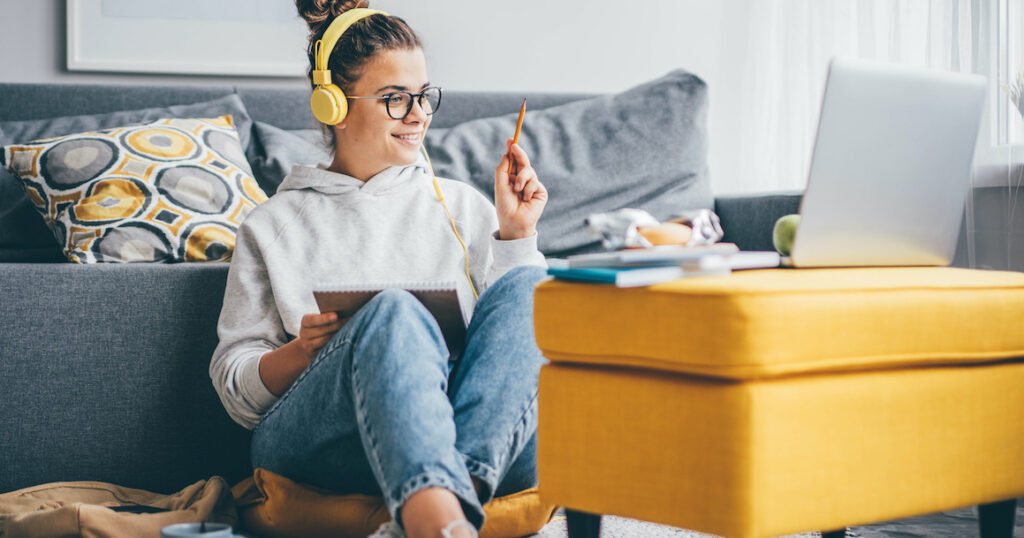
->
<box><xmin>533</xmin><ymin>267</ymin><xmax>1024</xmax><ymax>538</ymax></box>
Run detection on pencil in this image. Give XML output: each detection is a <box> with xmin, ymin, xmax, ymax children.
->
<box><xmin>507</xmin><ymin>98</ymin><xmax>526</xmax><ymax>176</ymax></box>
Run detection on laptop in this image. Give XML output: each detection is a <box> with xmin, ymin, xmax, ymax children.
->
<box><xmin>785</xmin><ymin>57</ymin><xmax>987</xmax><ymax>268</ymax></box>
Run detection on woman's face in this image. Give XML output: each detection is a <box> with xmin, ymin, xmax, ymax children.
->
<box><xmin>335</xmin><ymin>48</ymin><xmax>431</xmax><ymax>178</ymax></box>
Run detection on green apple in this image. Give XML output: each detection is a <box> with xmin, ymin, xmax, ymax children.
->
<box><xmin>772</xmin><ymin>214</ymin><xmax>801</xmax><ymax>256</ymax></box>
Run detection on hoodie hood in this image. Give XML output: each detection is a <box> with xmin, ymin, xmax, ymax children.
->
<box><xmin>277</xmin><ymin>154</ymin><xmax>431</xmax><ymax>196</ymax></box>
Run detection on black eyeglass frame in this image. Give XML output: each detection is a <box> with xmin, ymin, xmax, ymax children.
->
<box><xmin>347</xmin><ymin>87</ymin><xmax>443</xmax><ymax>120</ymax></box>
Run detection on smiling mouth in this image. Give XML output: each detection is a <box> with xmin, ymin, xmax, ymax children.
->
<box><xmin>392</xmin><ymin>132</ymin><xmax>422</xmax><ymax>144</ymax></box>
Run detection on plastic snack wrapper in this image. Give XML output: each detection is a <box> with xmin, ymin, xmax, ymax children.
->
<box><xmin>670</xmin><ymin>209</ymin><xmax>724</xmax><ymax>247</ymax></box>
<box><xmin>585</xmin><ymin>208</ymin><xmax>724</xmax><ymax>250</ymax></box>
<box><xmin>585</xmin><ymin>208</ymin><xmax>660</xmax><ymax>250</ymax></box>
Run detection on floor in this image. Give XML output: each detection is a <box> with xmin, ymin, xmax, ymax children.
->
<box><xmin>529</xmin><ymin>502</ymin><xmax>1024</xmax><ymax>537</ymax></box>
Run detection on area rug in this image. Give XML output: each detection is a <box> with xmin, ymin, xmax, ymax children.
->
<box><xmin>530</xmin><ymin>501</ymin><xmax>1024</xmax><ymax>537</ymax></box>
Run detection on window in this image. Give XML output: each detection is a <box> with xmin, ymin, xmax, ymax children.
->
<box><xmin>995</xmin><ymin>0</ymin><xmax>1024</xmax><ymax>146</ymax></box>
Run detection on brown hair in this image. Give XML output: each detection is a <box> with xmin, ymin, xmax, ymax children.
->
<box><xmin>295</xmin><ymin>0</ymin><xmax>422</xmax><ymax>151</ymax></box>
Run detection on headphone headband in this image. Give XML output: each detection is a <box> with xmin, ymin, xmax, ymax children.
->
<box><xmin>309</xmin><ymin>8</ymin><xmax>388</xmax><ymax>124</ymax></box>
<box><xmin>312</xmin><ymin>8</ymin><xmax>388</xmax><ymax>84</ymax></box>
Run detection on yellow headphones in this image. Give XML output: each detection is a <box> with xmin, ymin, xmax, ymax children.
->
<box><xmin>310</xmin><ymin>8</ymin><xmax>387</xmax><ymax>125</ymax></box>
<box><xmin>310</xmin><ymin>8</ymin><xmax>480</xmax><ymax>300</ymax></box>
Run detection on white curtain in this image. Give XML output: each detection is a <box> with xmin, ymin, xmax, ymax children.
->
<box><xmin>729</xmin><ymin>0</ymin><xmax>977</xmax><ymax>194</ymax></box>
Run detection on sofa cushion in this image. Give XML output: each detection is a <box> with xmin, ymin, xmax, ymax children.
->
<box><xmin>2</xmin><ymin>115</ymin><xmax>268</xmax><ymax>263</ymax></box>
<box><xmin>233</xmin><ymin>468</ymin><xmax>558</xmax><ymax>538</ymax></box>
<box><xmin>0</xmin><ymin>262</ymin><xmax>251</xmax><ymax>494</ymax></box>
<box><xmin>0</xmin><ymin>94</ymin><xmax>254</xmax><ymax>258</ymax></box>
<box><xmin>533</xmin><ymin>267</ymin><xmax>1024</xmax><ymax>379</ymax></box>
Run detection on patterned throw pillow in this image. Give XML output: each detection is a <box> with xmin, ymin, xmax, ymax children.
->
<box><xmin>1</xmin><ymin>115</ymin><xmax>268</xmax><ymax>263</ymax></box>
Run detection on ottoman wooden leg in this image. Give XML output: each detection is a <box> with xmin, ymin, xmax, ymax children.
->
<box><xmin>566</xmin><ymin>509</ymin><xmax>602</xmax><ymax>538</ymax></box>
<box><xmin>978</xmin><ymin>498</ymin><xmax>1017</xmax><ymax>538</ymax></box>
<box><xmin>821</xmin><ymin>528</ymin><xmax>848</xmax><ymax>538</ymax></box>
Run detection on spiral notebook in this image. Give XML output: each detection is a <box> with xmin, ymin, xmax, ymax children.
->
<box><xmin>313</xmin><ymin>281</ymin><xmax>467</xmax><ymax>353</ymax></box>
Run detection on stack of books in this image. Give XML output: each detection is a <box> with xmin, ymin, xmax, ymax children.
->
<box><xmin>546</xmin><ymin>243</ymin><xmax>780</xmax><ymax>287</ymax></box>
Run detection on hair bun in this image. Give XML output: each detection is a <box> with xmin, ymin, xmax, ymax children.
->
<box><xmin>294</xmin><ymin>0</ymin><xmax>368</xmax><ymax>36</ymax></box>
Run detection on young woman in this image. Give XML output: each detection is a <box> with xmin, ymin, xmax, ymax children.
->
<box><xmin>209</xmin><ymin>1</ymin><xmax>549</xmax><ymax>537</ymax></box>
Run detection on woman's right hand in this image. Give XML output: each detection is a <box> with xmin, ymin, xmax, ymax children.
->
<box><xmin>297</xmin><ymin>311</ymin><xmax>348</xmax><ymax>362</ymax></box>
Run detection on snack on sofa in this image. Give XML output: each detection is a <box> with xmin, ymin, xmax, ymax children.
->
<box><xmin>0</xmin><ymin>72</ymin><xmax>800</xmax><ymax>503</ymax></box>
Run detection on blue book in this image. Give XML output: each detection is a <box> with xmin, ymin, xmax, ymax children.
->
<box><xmin>546</xmin><ymin>265</ymin><xmax>727</xmax><ymax>287</ymax></box>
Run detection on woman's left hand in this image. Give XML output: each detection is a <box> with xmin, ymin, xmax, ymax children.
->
<box><xmin>494</xmin><ymin>138</ymin><xmax>548</xmax><ymax>240</ymax></box>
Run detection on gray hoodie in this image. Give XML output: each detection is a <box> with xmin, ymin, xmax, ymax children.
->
<box><xmin>210</xmin><ymin>159</ymin><xmax>546</xmax><ymax>429</ymax></box>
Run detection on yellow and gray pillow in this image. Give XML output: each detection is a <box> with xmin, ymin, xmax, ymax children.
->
<box><xmin>2</xmin><ymin>115</ymin><xmax>267</xmax><ymax>263</ymax></box>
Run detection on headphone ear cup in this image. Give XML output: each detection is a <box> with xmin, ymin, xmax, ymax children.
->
<box><xmin>311</xmin><ymin>84</ymin><xmax>348</xmax><ymax>125</ymax></box>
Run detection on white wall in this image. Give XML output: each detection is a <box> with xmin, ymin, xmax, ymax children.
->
<box><xmin>0</xmin><ymin>2</ymin><xmax>306</xmax><ymax>87</ymax></box>
<box><xmin>379</xmin><ymin>1</ymin><xmax>726</xmax><ymax>94</ymax></box>
<box><xmin>0</xmin><ymin>0</ymin><xmax>744</xmax><ymax>193</ymax></box>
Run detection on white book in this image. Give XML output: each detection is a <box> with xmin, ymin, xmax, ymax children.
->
<box><xmin>564</xmin><ymin>243</ymin><xmax>740</xmax><ymax>269</ymax></box>
<box><xmin>680</xmin><ymin>251</ymin><xmax>781</xmax><ymax>271</ymax></box>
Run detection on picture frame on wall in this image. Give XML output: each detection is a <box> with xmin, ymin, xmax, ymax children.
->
<box><xmin>66</xmin><ymin>0</ymin><xmax>308</xmax><ymax>77</ymax></box>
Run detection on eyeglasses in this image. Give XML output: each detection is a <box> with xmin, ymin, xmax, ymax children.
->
<box><xmin>347</xmin><ymin>87</ymin><xmax>443</xmax><ymax>120</ymax></box>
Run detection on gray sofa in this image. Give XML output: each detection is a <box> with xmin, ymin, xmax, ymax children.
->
<box><xmin>0</xmin><ymin>80</ymin><xmax>801</xmax><ymax>497</ymax></box>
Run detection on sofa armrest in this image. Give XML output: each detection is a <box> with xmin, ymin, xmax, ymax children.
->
<box><xmin>714</xmin><ymin>192</ymin><xmax>803</xmax><ymax>251</ymax></box>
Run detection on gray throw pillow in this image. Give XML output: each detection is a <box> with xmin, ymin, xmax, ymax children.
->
<box><xmin>424</xmin><ymin>69</ymin><xmax>713</xmax><ymax>257</ymax></box>
<box><xmin>0</xmin><ymin>128</ymin><xmax>55</xmax><ymax>255</ymax></box>
<box><xmin>247</xmin><ymin>122</ymin><xmax>330</xmax><ymax>195</ymax></box>
<box><xmin>0</xmin><ymin>94</ymin><xmax>253</xmax><ymax>255</ymax></box>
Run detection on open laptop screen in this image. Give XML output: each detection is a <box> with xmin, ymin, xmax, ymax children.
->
<box><xmin>790</xmin><ymin>57</ymin><xmax>986</xmax><ymax>267</ymax></box>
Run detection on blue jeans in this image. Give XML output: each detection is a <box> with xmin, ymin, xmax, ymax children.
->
<box><xmin>250</xmin><ymin>265</ymin><xmax>548</xmax><ymax>530</ymax></box>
